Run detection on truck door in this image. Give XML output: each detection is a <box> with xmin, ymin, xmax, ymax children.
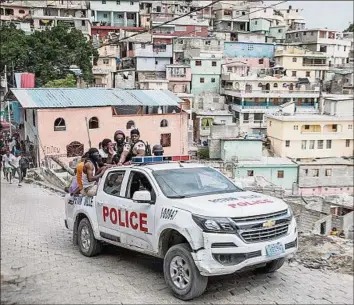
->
<box><xmin>116</xmin><ymin>169</ymin><xmax>156</xmax><ymax>252</ymax></box>
<box><xmin>95</xmin><ymin>170</ymin><xmax>129</xmax><ymax>244</ymax></box>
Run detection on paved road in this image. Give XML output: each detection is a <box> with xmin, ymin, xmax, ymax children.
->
<box><xmin>1</xmin><ymin>180</ymin><xmax>353</xmax><ymax>304</ymax></box>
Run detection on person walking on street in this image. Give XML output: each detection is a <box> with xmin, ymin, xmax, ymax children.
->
<box><xmin>19</xmin><ymin>154</ymin><xmax>30</xmax><ymax>181</ymax></box>
<box><xmin>10</xmin><ymin>151</ymin><xmax>22</xmax><ymax>187</ymax></box>
<box><xmin>3</xmin><ymin>150</ymin><xmax>15</xmax><ymax>184</ymax></box>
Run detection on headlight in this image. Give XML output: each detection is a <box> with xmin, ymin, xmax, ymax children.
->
<box><xmin>192</xmin><ymin>214</ymin><xmax>237</xmax><ymax>233</ymax></box>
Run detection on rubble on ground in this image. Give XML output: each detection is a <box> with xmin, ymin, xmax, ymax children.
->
<box><xmin>293</xmin><ymin>233</ymin><xmax>353</xmax><ymax>275</ymax></box>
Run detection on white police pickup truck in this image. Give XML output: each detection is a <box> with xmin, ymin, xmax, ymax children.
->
<box><xmin>65</xmin><ymin>155</ymin><xmax>297</xmax><ymax>300</ymax></box>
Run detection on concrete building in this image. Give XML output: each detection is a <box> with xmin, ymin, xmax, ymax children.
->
<box><xmin>190</xmin><ymin>57</ymin><xmax>222</xmax><ymax>95</ymax></box>
<box><xmin>10</xmin><ymin>88</ymin><xmax>188</xmax><ymax>166</ymax></box>
<box><xmin>166</xmin><ymin>64</ymin><xmax>192</xmax><ymax>95</ymax></box>
<box><xmin>223</xmin><ymin>41</ymin><xmax>275</xmax><ymax>59</ymax></box>
<box><xmin>326</xmin><ymin>69</ymin><xmax>354</xmax><ymax>95</ymax></box>
<box><xmin>213</xmin><ymin>1</ymin><xmax>249</xmax><ymax>32</ymax></box>
<box><xmin>1</xmin><ymin>0</ymin><xmax>91</xmax><ymax>37</ymax></box>
<box><xmin>92</xmin><ymin>45</ymin><xmax>120</xmax><ymax>88</ymax></box>
<box><xmin>296</xmin><ymin>158</ymin><xmax>354</xmax><ymax>196</ymax></box>
<box><xmin>278</xmin><ymin>5</ymin><xmax>306</xmax><ymax>31</ymax></box>
<box><xmin>195</xmin><ymin>110</ymin><xmax>234</xmax><ymax>143</ymax></box>
<box><xmin>221</xmin><ymin>72</ymin><xmax>320</xmax><ymax>134</ymax></box>
<box><xmin>285</xmin><ymin>29</ymin><xmax>352</xmax><ymax>67</ymax></box>
<box><xmin>266</xmin><ymin>97</ymin><xmax>354</xmax><ymax>159</ymax></box>
<box><xmin>235</xmin><ymin>157</ymin><xmax>298</xmax><ymax>191</ymax></box>
<box><xmin>90</xmin><ymin>0</ymin><xmax>139</xmax><ymax>27</ymax></box>
<box><xmin>274</xmin><ymin>46</ymin><xmax>328</xmax><ymax>80</ymax></box>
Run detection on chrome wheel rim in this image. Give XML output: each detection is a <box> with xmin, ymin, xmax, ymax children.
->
<box><xmin>80</xmin><ymin>225</ymin><xmax>91</xmax><ymax>251</ymax></box>
<box><xmin>170</xmin><ymin>255</ymin><xmax>191</xmax><ymax>290</ymax></box>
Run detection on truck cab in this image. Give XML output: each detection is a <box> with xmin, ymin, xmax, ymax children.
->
<box><xmin>65</xmin><ymin>155</ymin><xmax>298</xmax><ymax>300</ymax></box>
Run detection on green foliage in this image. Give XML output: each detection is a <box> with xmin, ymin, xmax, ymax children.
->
<box><xmin>198</xmin><ymin>148</ymin><xmax>210</xmax><ymax>159</ymax></box>
<box><xmin>345</xmin><ymin>23</ymin><xmax>354</xmax><ymax>32</ymax></box>
<box><xmin>0</xmin><ymin>23</ymin><xmax>99</xmax><ymax>87</ymax></box>
<box><xmin>45</xmin><ymin>74</ymin><xmax>76</xmax><ymax>88</ymax></box>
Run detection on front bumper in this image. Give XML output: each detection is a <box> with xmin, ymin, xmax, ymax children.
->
<box><xmin>192</xmin><ymin>218</ymin><xmax>298</xmax><ymax>276</ymax></box>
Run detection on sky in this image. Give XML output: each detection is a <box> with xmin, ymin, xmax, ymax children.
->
<box><xmin>269</xmin><ymin>0</ymin><xmax>353</xmax><ymax>31</ymax></box>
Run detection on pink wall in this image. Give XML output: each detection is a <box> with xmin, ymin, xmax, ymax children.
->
<box><xmin>239</xmin><ymin>58</ymin><xmax>270</xmax><ymax>68</ymax></box>
<box><xmin>299</xmin><ymin>187</ymin><xmax>354</xmax><ymax>196</ymax></box>
<box><xmin>36</xmin><ymin>107</ymin><xmax>188</xmax><ymax>163</ymax></box>
<box><xmin>0</xmin><ymin>6</ymin><xmax>30</xmax><ymax>21</ymax></box>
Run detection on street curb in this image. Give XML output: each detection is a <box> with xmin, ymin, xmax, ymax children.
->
<box><xmin>24</xmin><ymin>178</ymin><xmax>66</xmax><ymax>196</ymax></box>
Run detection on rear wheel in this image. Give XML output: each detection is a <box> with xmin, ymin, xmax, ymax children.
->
<box><xmin>163</xmin><ymin>243</ymin><xmax>208</xmax><ymax>301</ymax></box>
<box><xmin>257</xmin><ymin>258</ymin><xmax>285</xmax><ymax>273</ymax></box>
<box><xmin>78</xmin><ymin>218</ymin><xmax>102</xmax><ymax>257</ymax></box>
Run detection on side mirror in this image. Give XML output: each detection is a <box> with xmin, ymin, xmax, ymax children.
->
<box><xmin>132</xmin><ymin>190</ymin><xmax>152</xmax><ymax>203</ymax></box>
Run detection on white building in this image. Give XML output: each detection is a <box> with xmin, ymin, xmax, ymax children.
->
<box><xmin>285</xmin><ymin>29</ymin><xmax>352</xmax><ymax>67</ymax></box>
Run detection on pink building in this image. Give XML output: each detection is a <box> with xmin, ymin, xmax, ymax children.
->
<box><xmin>11</xmin><ymin>88</ymin><xmax>188</xmax><ymax>166</ymax></box>
<box><xmin>0</xmin><ymin>4</ymin><xmax>30</xmax><ymax>21</ymax></box>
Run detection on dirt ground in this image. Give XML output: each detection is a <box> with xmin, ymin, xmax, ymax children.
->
<box><xmin>293</xmin><ymin>233</ymin><xmax>353</xmax><ymax>275</ymax></box>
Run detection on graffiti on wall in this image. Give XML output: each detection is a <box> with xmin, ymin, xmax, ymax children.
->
<box><xmin>43</xmin><ymin>145</ymin><xmax>61</xmax><ymax>155</ymax></box>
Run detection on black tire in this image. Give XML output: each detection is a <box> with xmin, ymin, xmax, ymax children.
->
<box><xmin>163</xmin><ymin>243</ymin><xmax>208</xmax><ymax>301</ymax></box>
<box><xmin>77</xmin><ymin>218</ymin><xmax>102</xmax><ymax>257</ymax></box>
<box><xmin>257</xmin><ymin>258</ymin><xmax>285</xmax><ymax>273</ymax></box>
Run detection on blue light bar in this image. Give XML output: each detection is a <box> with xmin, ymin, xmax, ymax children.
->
<box><xmin>132</xmin><ymin>155</ymin><xmax>191</xmax><ymax>164</ymax></box>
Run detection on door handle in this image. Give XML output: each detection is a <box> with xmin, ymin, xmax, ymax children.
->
<box><xmin>97</xmin><ymin>200</ymin><xmax>103</xmax><ymax>206</ymax></box>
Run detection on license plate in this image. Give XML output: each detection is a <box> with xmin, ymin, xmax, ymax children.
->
<box><xmin>265</xmin><ymin>242</ymin><xmax>285</xmax><ymax>257</ymax></box>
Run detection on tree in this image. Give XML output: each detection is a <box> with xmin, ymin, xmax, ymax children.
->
<box><xmin>45</xmin><ymin>74</ymin><xmax>76</xmax><ymax>88</ymax></box>
<box><xmin>344</xmin><ymin>23</ymin><xmax>354</xmax><ymax>32</ymax></box>
<box><xmin>0</xmin><ymin>23</ymin><xmax>98</xmax><ymax>87</ymax></box>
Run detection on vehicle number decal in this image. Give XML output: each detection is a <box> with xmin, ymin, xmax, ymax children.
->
<box><xmin>83</xmin><ymin>197</ymin><xmax>93</xmax><ymax>207</ymax></box>
<box><xmin>73</xmin><ymin>196</ymin><xmax>82</xmax><ymax>205</ymax></box>
<box><xmin>160</xmin><ymin>208</ymin><xmax>178</xmax><ymax>220</ymax></box>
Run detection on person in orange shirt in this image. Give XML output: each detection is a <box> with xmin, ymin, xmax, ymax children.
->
<box><xmin>76</xmin><ymin>152</ymin><xmax>88</xmax><ymax>192</ymax></box>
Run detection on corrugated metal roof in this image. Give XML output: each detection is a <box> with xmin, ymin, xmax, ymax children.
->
<box><xmin>10</xmin><ymin>88</ymin><xmax>183</xmax><ymax>109</ymax></box>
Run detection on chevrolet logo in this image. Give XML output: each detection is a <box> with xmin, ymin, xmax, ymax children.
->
<box><xmin>263</xmin><ymin>220</ymin><xmax>276</xmax><ymax>228</ymax></box>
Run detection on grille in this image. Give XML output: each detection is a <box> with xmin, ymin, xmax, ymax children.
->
<box><xmin>240</xmin><ymin>223</ymin><xmax>289</xmax><ymax>243</ymax></box>
<box><xmin>232</xmin><ymin>209</ymin><xmax>288</xmax><ymax>223</ymax></box>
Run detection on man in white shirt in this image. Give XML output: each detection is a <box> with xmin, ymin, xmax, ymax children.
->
<box><xmin>10</xmin><ymin>152</ymin><xmax>22</xmax><ymax>186</ymax></box>
<box><xmin>3</xmin><ymin>151</ymin><xmax>15</xmax><ymax>184</ymax></box>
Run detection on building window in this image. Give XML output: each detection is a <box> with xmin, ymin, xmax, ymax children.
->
<box><xmin>247</xmin><ymin>170</ymin><xmax>254</xmax><ymax>177</ymax></box>
<box><xmin>160</xmin><ymin>133</ymin><xmax>171</xmax><ymax>147</ymax></box>
<box><xmin>102</xmin><ymin>0</ymin><xmax>106</xmax><ymax>4</ymax></box>
<box><xmin>103</xmin><ymin>59</ymin><xmax>109</xmax><ymax>65</ymax></box>
<box><xmin>312</xmin><ymin>169</ymin><xmax>319</xmax><ymax>177</ymax></box>
<box><xmin>160</xmin><ymin>119</ymin><xmax>168</xmax><ymax>127</ymax></box>
<box><xmin>326</xmin><ymin>140</ymin><xmax>332</xmax><ymax>149</ymax></box>
<box><xmin>273</xmin><ymin>83</ymin><xmax>278</xmax><ymax>88</ymax></box>
<box><xmin>212</xmin><ymin>61</ymin><xmax>217</xmax><ymax>67</ymax></box>
<box><xmin>200</xmin><ymin>77</ymin><xmax>205</xmax><ymax>83</ymax></box>
<box><xmin>285</xmin><ymin>140</ymin><xmax>290</xmax><ymax>147</ymax></box>
<box><xmin>304</xmin><ymin>169</ymin><xmax>308</xmax><ymax>176</ymax></box>
<box><xmin>317</xmin><ymin>140</ymin><xmax>324</xmax><ymax>149</ymax></box>
<box><xmin>126</xmin><ymin>120</ymin><xmax>135</xmax><ymax>130</ymax></box>
<box><xmin>103</xmin><ymin>13</ymin><xmax>108</xmax><ymax>18</ymax></box>
<box><xmin>292</xmin><ymin>71</ymin><xmax>297</xmax><ymax>77</ymax></box>
<box><xmin>19</xmin><ymin>9</ymin><xmax>25</xmax><ymax>14</ymax></box>
<box><xmin>292</xmin><ymin>58</ymin><xmax>297</xmax><ymax>62</ymax></box>
<box><xmin>269</xmin><ymin>121</ymin><xmax>272</xmax><ymax>127</ymax></box>
<box><xmin>346</xmin><ymin>139</ymin><xmax>350</xmax><ymax>147</ymax></box>
<box><xmin>24</xmin><ymin>110</ymin><xmax>27</xmax><ymax>121</ymax></box>
<box><xmin>306</xmin><ymin>71</ymin><xmax>311</xmax><ymax>77</ymax></box>
<box><xmin>211</xmin><ymin>78</ymin><xmax>216</xmax><ymax>83</ymax></box>
<box><xmin>294</xmin><ymin>125</ymin><xmax>298</xmax><ymax>130</ymax></box>
<box><xmin>32</xmin><ymin>111</ymin><xmax>36</xmax><ymax>127</ymax></box>
<box><xmin>243</xmin><ymin>113</ymin><xmax>249</xmax><ymax>123</ymax></box>
<box><xmin>175</xmin><ymin>26</ymin><xmax>186</xmax><ymax>31</ymax></box>
<box><xmin>54</xmin><ymin>118</ymin><xmax>66</xmax><ymax>131</ymax></box>
<box><xmin>309</xmin><ymin>140</ymin><xmax>315</xmax><ymax>149</ymax></box>
<box><xmin>227</xmin><ymin>67</ymin><xmax>232</xmax><ymax>72</ymax></box>
<box><xmin>213</xmin><ymin>97</ymin><xmax>219</xmax><ymax>103</ymax></box>
<box><xmin>205</xmin><ymin>40</ymin><xmax>211</xmax><ymax>45</ymax></box>
<box><xmin>88</xmin><ymin>117</ymin><xmax>99</xmax><ymax>129</ymax></box>
<box><xmin>277</xmin><ymin>170</ymin><xmax>284</xmax><ymax>179</ymax></box>
<box><xmin>301</xmin><ymin>140</ymin><xmax>307</xmax><ymax>149</ymax></box>
<box><xmin>349</xmin><ymin>124</ymin><xmax>353</xmax><ymax>129</ymax></box>
<box><xmin>130</xmin><ymin>1</ymin><xmax>134</xmax><ymax>5</ymax></box>
<box><xmin>195</xmin><ymin>60</ymin><xmax>202</xmax><ymax>66</ymax></box>
<box><xmin>81</xmin><ymin>20</ymin><xmax>85</xmax><ymax>26</ymax></box>
<box><xmin>116</xmin><ymin>0</ymin><xmax>120</xmax><ymax>4</ymax></box>
<box><xmin>325</xmin><ymin>169</ymin><xmax>332</xmax><ymax>177</ymax></box>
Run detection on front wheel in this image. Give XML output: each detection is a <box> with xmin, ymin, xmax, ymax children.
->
<box><xmin>163</xmin><ymin>243</ymin><xmax>208</xmax><ymax>301</ymax></box>
<box><xmin>78</xmin><ymin>218</ymin><xmax>102</xmax><ymax>257</ymax></box>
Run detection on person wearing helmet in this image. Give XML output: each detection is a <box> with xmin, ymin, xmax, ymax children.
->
<box><xmin>152</xmin><ymin>144</ymin><xmax>164</xmax><ymax>156</ymax></box>
<box><xmin>118</xmin><ymin>129</ymin><xmax>145</xmax><ymax>165</ymax></box>
<box><xmin>113</xmin><ymin>130</ymin><xmax>131</xmax><ymax>164</ymax></box>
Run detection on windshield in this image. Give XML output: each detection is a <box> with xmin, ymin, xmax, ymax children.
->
<box><xmin>152</xmin><ymin>167</ymin><xmax>242</xmax><ymax>198</ymax></box>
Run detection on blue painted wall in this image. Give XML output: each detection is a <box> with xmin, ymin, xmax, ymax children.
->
<box><xmin>224</xmin><ymin>42</ymin><xmax>275</xmax><ymax>58</ymax></box>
